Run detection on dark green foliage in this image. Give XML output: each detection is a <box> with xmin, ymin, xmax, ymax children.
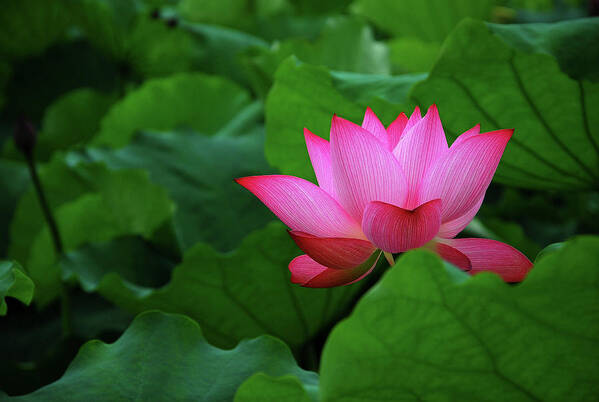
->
<box><xmin>0</xmin><ymin>0</ymin><xmax>596</xmax><ymax>400</ymax></box>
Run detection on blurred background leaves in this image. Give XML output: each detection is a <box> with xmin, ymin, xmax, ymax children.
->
<box><xmin>0</xmin><ymin>0</ymin><xmax>597</xmax><ymax>400</ymax></box>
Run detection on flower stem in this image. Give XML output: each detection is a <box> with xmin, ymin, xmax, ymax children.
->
<box><xmin>25</xmin><ymin>155</ymin><xmax>71</xmax><ymax>337</ymax></box>
<box><xmin>384</xmin><ymin>252</ymin><xmax>395</xmax><ymax>266</ymax></box>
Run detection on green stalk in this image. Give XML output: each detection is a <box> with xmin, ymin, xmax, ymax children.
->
<box><xmin>25</xmin><ymin>155</ymin><xmax>71</xmax><ymax>337</ymax></box>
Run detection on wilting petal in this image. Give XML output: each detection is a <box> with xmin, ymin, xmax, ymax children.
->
<box><xmin>393</xmin><ymin>104</ymin><xmax>448</xmax><ymax>209</ymax></box>
<box><xmin>236</xmin><ymin>175</ymin><xmax>362</xmax><ymax>238</ymax></box>
<box><xmin>289</xmin><ymin>251</ymin><xmax>381</xmax><ymax>288</ymax></box>
<box><xmin>420</xmin><ymin>129</ymin><xmax>513</xmax><ymax>223</ymax></box>
<box><xmin>362</xmin><ymin>199</ymin><xmax>442</xmax><ymax>253</ymax></box>
<box><xmin>436</xmin><ymin>238</ymin><xmax>533</xmax><ymax>282</ymax></box>
<box><xmin>387</xmin><ymin>112</ymin><xmax>408</xmax><ymax>150</ymax></box>
<box><xmin>331</xmin><ymin>115</ymin><xmax>408</xmax><ymax>221</ymax></box>
<box><xmin>437</xmin><ymin>194</ymin><xmax>484</xmax><ymax>238</ymax></box>
<box><xmin>289</xmin><ymin>231</ymin><xmax>375</xmax><ymax>269</ymax></box>
<box><xmin>451</xmin><ymin>124</ymin><xmax>480</xmax><ymax>148</ymax></box>
<box><xmin>404</xmin><ymin>106</ymin><xmax>422</xmax><ymax>133</ymax></box>
<box><xmin>362</xmin><ymin>107</ymin><xmax>388</xmax><ymax>147</ymax></box>
<box><xmin>304</xmin><ymin>128</ymin><xmax>334</xmax><ymax>196</ymax></box>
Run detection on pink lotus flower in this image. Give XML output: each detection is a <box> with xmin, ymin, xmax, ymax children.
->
<box><xmin>236</xmin><ymin>105</ymin><xmax>533</xmax><ymax>287</ymax></box>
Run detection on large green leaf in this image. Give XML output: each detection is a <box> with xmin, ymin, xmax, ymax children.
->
<box><xmin>181</xmin><ymin>22</ymin><xmax>268</xmax><ymax>88</ymax></box>
<box><xmin>33</xmin><ymin>88</ymin><xmax>115</xmax><ymax>161</ymax></box>
<box><xmin>319</xmin><ymin>237</ymin><xmax>599</xmax><ymax>401</ymax></box>
<box><xmin>0</xmin><ymin>292</ymin><xmax>132</xmax><ymax>395</ymax></box>
<box><xmin>0</xmin><ymin>0</ymin><xmax>70</xmax><ymax>60</ymax></box>
<box><xmin>92</xmin><ymin>73</ymin><xmax>252</xmax><ymax>147</ymax></box>
<box><xmin>0</xmin><ymin>261</ymin><xmax>34</xmax><ymax>316</ymax></box>
<box><xmin>475</xmin><ymin>187</ymin><xmax>599</xmax><ymax>248</ymax></box>
<box><xmin>61</xmin><ymin>222</ymin><xmax>368</xmax><ymax>351</ymax></box>
<box><xmin>488</xmin><ymin>16</ymin><xmax>599</xmax><ymax>82</ymax></box>
<box><xmin>248</xmin><ymin>16</ymin><xmax>389</xmax><ymax>79</ymax></box>
<box><xmin>68</xmin><ymin>0</ymin><xmax>196</xmax><ymax>78</ymax></box>
<box><xmin>410</xmin><ymin>19</ymin><xmax>599</xmax><ymax>190</ymax></box>
<box><xmin>350</xmin><ymin>0</ymin><xmax>494</xmax><ymax>42</ymax></box>
<box><xmin>235</xmin><ymin>374</ymin><xmax>314</xmax><ymax>402</ymax></box>
<box><xmin>0</xmin><ymin>159</ymin><xmax>29</xmax><ymax>256</ymax></box>
<box><xmin>265</xmin><ymin>57</ymin><xmax>423</xmax><ymax>182</ymax></box>
<box><xmin>1</xmin><ymin>40</ymin><xmax>119</xmax><ymax>124</ymax></box>
<box><xmin>9</xmin><ymin>160</ymin><xmax>112</xmax><ymax>266</ymax></box>
<box><xmin>0</xmin><ymin>61</ymin><xmax>10</xmax><ymax>111</ymax></box>
<box><xmin>61</xmin><ymin>236</ymin><xmax>175</xmax><ymax>293</ymax></box>
<box><xmin>10</xmin><ymin>311</ymin><xmax>318</xmax><ymax>401</ymax></box>
<box><xmin>178</xmin><ymin>0</ymin><xmax>261</xmax><ymax>30</ymax></box>
<box><xmin>9</xmin><ymin>159</ymin><xmax>174</xmax><ymax>305</ymax></box>
<box><xmin>78</xmin><ymin>127</ymin><xmax>274</xmax><ymax>251</ymax></box>
<box><xmin>388</xmin><ymin>37</ymin><xmax>440</xmax><ymax>73</ymax></box>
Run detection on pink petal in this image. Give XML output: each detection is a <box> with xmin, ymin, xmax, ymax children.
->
<box><xmin>451</xmin><ymin>124</ymin><xmax>480</xmax><ymax>148</ymax></box>
<box><xmin>330</xmin><ymin>115</ymin><xmax>408</xmax><ymax>221</ymax></box>
<box><xmin>289</xmin><ymin>251</ymin><xmax>381</xmax><ymax>288</ymax></box>
<box><xmin>361</xmin><ymin>107</ymin><xmax>388</xmax><ymax>147</ymax></box>
<box><xmin>420</xmin><ymin>129</ymin><xmax>513</xmax><ymax>223</ymax></box>
<box><xmin>288</xmin><ymin>231</ymin><xmax>375</xmax><ymax>270</ymax></box>
<box><xmin>362</xmin><ymin>199</ymin><xmax>442</xmax><ymax>253</ymax></box>
<box><xmin>404</xmin><ymin>106</ymin><xmax>422</xmax><ymax>133</ymax></box>
<box><xmin>236</xmin><ymin>175</ymin><xmax>363</xmax><ymax>238</ymax></box>
<box><xmin>436</xmin><ymin>238</ymin><xmax>533</xmax><ymax>282</ymax></box>
<box><xmin>386</xmin><ymin>112</ymin><xmax>408</xmax><ymax>150</ymax></box>
<box><xmin>437</xmin><ymin>194</ymin><xmax>484</xmax><ymax>238</ymax></box>
<box><xmin>392</xmin><ymin>104</ymin><xmax>448</xmax><ymax>209</ymax></box>
<box><xmin>304</xmin><ymin>128</ymin><xmax>334</xmax><ymax>196</ymax></box>
<box><xmin>431</xmin><ymin>242</ymin><xmax>472</xmax><ymax>270</ymax></box>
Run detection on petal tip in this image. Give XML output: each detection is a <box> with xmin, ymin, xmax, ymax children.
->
<box><xmin>234</xmin><ymin>176</ymin><xmax>248</xmax><ymax>186</ymax></box>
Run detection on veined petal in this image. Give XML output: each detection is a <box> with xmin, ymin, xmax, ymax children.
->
<box><xmin>393</xmin><ymin>104</ymin><xmax>448</xmax><ymax>209</ymax></box>
<box><xmin>331</xmin><ymin>115</ymin><xmax>408</xmax><ymax>221</ymax></box>
<box><xmin>436</xmin><ymin>238</ymin><xmax>533</xmax><ymax>282</ymax></box>
<box><xmin>430</xmin><ymin>242</ymin><xmax>471</xmax><ymax>270</ymax></box>
<box><xmin>304</xmin><ymin>128</ymin><xmax>334</xmax><ymax>196</ymax></box>
<box><xmin>362</xmin><ymin>199</ymin><xmax>442</xmax><ymax>253</ymax></box>
<box><xmin>437</xmin><ymin>194</ymin><xmax>484</xmax><ymax>238</ymax></box>
<box><xmin>362</xmin><ymin>107</ymin><xmax>388</xmax><ymax>147</ymax></box>
<box><xmin>420</xmin><ymin>129</ymin><xmax>513</xmax><ymax>223</ymax></box>
<box><xmin>404</xmin><ymin>106</ymin><xmax>422</xmax><ymax>133</ymax></box>
<box><xmin>386</xmin><ymin>112</ymin><xmax>408</xmax><ymax>150</ymax></box>
<box><xmin>451</xmin><ymin>124</ymin><xmax>480</xmax><ymax>148</ymax></box>
<box><xmin>289</xmin><ymin>231</ymin><xmax>375</xmax><ymax>270</ymax></box>
<box><xmin>236</xmin><ymin>175</ymin><xmax>362</xmax><ymax>238</ymax></box>
<box><xmin>289</xmin><ymin>251</ymin><xmax>381</xmax><ymax>288</ymax></box>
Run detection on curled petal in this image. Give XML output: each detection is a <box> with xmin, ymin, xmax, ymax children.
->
<box><xmin>331</xmin><ymin>115</ymin><xmax>408</xmax><ymax>221</ymax></box>
<box><xmin>436</xmin><ymin>238</ymin><xmax>533</xmax><ymax>282</ymax></box>
<box><xmin>430</xmin><ymin>242</ymin><xmax>472</xmax><ymax>270</ymax></box>
<box><xmin>386</xmin><ymin>112</ymin><xmax>408</xmax><ymax>150</ymax></box>
<box><xmin>362</xmin><ymin>199</ymin><xmax>442</xmax><ymax>253</ymax></box>
<box><xmin>304</xmin><ymin>128</ymin><xmax>334</xmax><ymax>196</ymax></box>
<box><xmin>289</xmin><ymin>231</ymin><xmax>375</xmax><ymax>270</ymax></box>
<box><xmin>236</xmin><ymin>175</ymin><xmax>362</xmax><ymax>238</ymax></box>
<box><xmin>289</xmin><ymin>251</ymin><xmax>381</xmax><ymax>288</ymax></box>
<box><xmin>362</xmin><ymin>107</ymin><xmax>388</xmax><ymax>147</ymax></box>
<box><xmin>420</xmin><ymin>129</ymin><xmax>513</xmax><ymax>223</ymax></box>
<box><xmin>393</xmin><ymin>104</ymin><xmax>448</xmax><ymax>209</ymax></box>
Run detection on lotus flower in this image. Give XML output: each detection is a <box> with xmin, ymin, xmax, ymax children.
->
<box><xmin>236</xmin><ymin>105</ymin><xmax>533</xmax><ymax>287</ymax></box>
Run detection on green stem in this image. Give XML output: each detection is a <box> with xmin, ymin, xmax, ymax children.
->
<box><xmin>25</xmin><ymin>155</ymin><xmax>71</xmax><ymax>337</ymax></box>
